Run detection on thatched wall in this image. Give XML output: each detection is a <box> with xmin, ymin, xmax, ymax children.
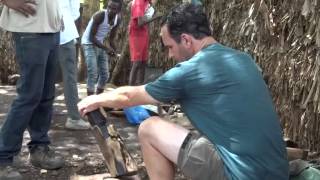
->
<box><xmin>113</xmin><ymin>0</ymin><xmax>320</xmax><ymax>151</ymax></box>
<box><xmin>202</xmin><ymin>0</ymin><xmax>320</xmax><ymax>151</ymax></box>
<box><xmin>1</xmin><ymin>0</ymin><xmax>320</xmax><ymax>151</ymax></box>
<box><xmin>0</xmin><ymin>5</ymin><xmax>16</xmax><ymax>84</ymax></box>
<box><xmin>122</xmin><ymin>0</ymin><xmax>320</xmax><ymax>151</ymax></box>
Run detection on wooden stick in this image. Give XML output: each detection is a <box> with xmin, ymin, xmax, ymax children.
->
<box><xmin>287</xmin><ymin>147</ymin><xmax>308</xmax><ymax>161</ymax></box>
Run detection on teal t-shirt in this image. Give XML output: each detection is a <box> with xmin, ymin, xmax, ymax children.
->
<box><xmin>145</xmin><ymin>43</ymin><xmax>289</xmax><ymax>180</ymax></box>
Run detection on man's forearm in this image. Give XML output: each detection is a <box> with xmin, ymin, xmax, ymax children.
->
<box><xmin>78</xmin><ymin>85</ymin><xmax>158</xmax><ymax>117</ymax></box>
<box><xmin>98</xmin><ymin>86</ymin><xmax>158</xmax><ymax>108</ymax></box>
<box><xmin>109</xmin><ymin>41</ymin><xmax>116</xmax><ymax>51</ymax></box>
<box><xmin>97</xmin><ymin>86</ymin><xmax>138</xmax><ymax>109</ymax></box>
<box><xmin>90</xmin><ymin>35</ymin><xmax>112</xmax><ymax>52</ymax></box>
<box><xmin>1</xmin><ymin>0</ymin><xmax>36</xmax><ymax>16</ymax></box>
<box><xmin>106</xmin><ymin>41</ymin><xmax>116</xmax><ymax>53</ymax></box>
<box><xmin>91</xmin><ymin>37</ymin><xmax>108</xmax><ymax>51</ymax></box>
<box><xmin>93</xmin><ymin>39</ymin><xmax>115</xmax><ymax>55</ymax></box>
<box><xmin>74</xmin><ymin>18</ymin><xmax>81</xmax><ymax>34</ymax></box>
<box><xmin>93</xmin><ymin>40</ymin><xmax>106</xmax><ymax>49</ymax></box>
<box><xmin>137</xmin><ymin>16</ymin><xmax>147</xmax><ymax>27</ymax></box>
<box><xmin>78</xmin><ymin>87</ymin><xmax>133</xmax><ymax>116</ymax></box>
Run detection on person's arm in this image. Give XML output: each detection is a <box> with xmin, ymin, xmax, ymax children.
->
<box><xmin>137</xmin><ymin>14</ymin><xmax>162</xmax><ymax>27</ymax></box>
<box><xmin>89</xmin><ymin>11</ymin><xmax>115</xmax><ymax>55</ymax></box>
<box><xmin>107</xmin><ymin>16</ymin><xmax>121</xmax><ymax>53</ymax></box>
<box><xmin>1</xmin><ymin>0</ymin><xmax>36</xmax><ymax>17</ymax></box>
<box><xmin>137</xmin><ymin>4</ymin><xmax>161</xmax><ymax>27</ymax></box>
<box><xmin>74</xmin><ymin>17</ymin><xmax>81</xmax><ymax>33</ymax></box>
<box><xmin>78</xmin><ymin>85</ymin><xmax>159</xmax><ymax>116</ymax></box>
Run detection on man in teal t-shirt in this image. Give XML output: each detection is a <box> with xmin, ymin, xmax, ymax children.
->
<box><xmin>78</xmin><ymin>3</ymin><xmax>289</xmax><ymax>180</ymax></box>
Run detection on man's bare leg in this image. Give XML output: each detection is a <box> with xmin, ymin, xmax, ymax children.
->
<box><xmin>138</xmin><ymin>116</ymin><xmax>189</xmax><ymax>180</ymax></box>
<box><xmin>137</xmin><ymin>61</ymin><xmax>146</xmax><ymax>85</ymax></box>
<box><xmin>129</xmin><ymin>62</ymin><xmax>139</xmax><ymax>85</ymax></box>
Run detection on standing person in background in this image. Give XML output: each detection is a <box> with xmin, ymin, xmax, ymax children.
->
<box><xmin>81</xmin><ymin>0</ymin><xmax>122</xmax><ymax>96</ymax></box>
<box><xmin>128</xmin><ymin>0</ymin><xmax>156</xmax><ymax>85</ymax></box>
<box><xmin>58</xmin><ymin>0</ymin><xmax>90</xmax><ymax>130</ymax></box>
<box><xmin>0</xmin><ymin>0</ymin><xmax>65</xmax><ymax>179</ymax></box>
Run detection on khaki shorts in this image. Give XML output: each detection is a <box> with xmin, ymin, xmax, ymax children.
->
<box><xmin>177</xmin><ymin>133</ymin><xmax>227</xmax><ymax>180</ymax></box>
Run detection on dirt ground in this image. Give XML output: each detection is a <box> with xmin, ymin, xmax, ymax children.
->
<box><xmin>0</xmin><ymin>84</ymin><xmax>191</xmax><ymax>180</ymax></box>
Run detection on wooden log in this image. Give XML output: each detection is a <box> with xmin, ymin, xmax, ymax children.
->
<box><xmin>70</xmin><ymin>173</ymin><xmax>141</xmax><ymax>180</ymax></box>
<box><xmin>287</xmin><ymin>147</ymin><xmax>308</xmax><ymax>161</ymax></box>
<box><xmin>86</xmin><ymin>109</ymin><xmax>139</xmax><ymax>178</ymax></box>
<box><xmin>70</xmin><ymin>173</ymin><xmax>114</xmax><ymax>180</ymax></box>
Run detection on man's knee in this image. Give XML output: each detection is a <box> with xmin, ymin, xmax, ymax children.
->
<box><xmin>138</xmin><ymin>116</ymin><xmax>163</xmax><ymax>141</ymax></box>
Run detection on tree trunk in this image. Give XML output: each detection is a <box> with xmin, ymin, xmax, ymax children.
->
<box><xmin>0</xmin><ymin>5</ymin><xmax>16</xmax><ymax>84</ymax></box>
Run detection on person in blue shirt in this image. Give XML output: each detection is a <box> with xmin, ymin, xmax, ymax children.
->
<box><xmin>78</xmin><ymin>3</ymin><xmax>289</xmax><ymax>180</ymax></box>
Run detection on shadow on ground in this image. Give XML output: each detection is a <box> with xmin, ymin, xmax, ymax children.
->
<box><xmin>0</xmin><ymin>84</ymin><xmax>189</xmax><ymax>180</ymax></box>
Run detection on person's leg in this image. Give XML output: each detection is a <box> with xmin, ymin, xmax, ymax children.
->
<box><xmin>177</xmin><ymin>135</ymin><xmax>227</xmax><ymax>180</ymax></box>
<box><xmin>58</xmin><ymin>41</ymin><xmax>81</xmax><ymax>120</ymax></box>
<box><xmin>26</xmin><ymin>33</ymin><xmax>64</xmax><ymax>169</ymax></box>
<box><xmin>136</xmin><ymin>61</ymin><xmax>146</xmax><ymax>85</ymax></box>
<box><xmin>82</xmin><ymin>45</ymin><xmax>98</xmax><ymax>95</ymax></box>
<box><xmin>137</xmin><ymin>33</ymin><xmax>148</xmax><ymax>85</ymax></box>
<box><xmin>96</xmin><ymin>48</ymin><xmax>109</xmax><ymax>93</ymax></box>
<box><xmin>59</xmin><ymin>41</ymin><xmax>89</xmax><ymax>130</ymax></box>
<box><xmin>129</xmin><ymin>61</ymin><xmax>139</xmax><ymax>85</ymax></box>
<box><xmin>0</xmin><ymin>33</ymin><xmax>54</xmax><ymax>166</ymax></box>
<box><xmin>27</xmin><ymin>33</ymin><xmax>59</xmax><ymax>146</ymax></box>
<box><xmin>138</xmin><ymin>116</ymin><xmax>189</xmax><ymax>180</ymax></box>
<box><xmin>128</xmin><ymin>30</ymin><xmax>137</xmax><ymax>86</ymax></box>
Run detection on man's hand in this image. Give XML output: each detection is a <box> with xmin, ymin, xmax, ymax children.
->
<box><xmin>105</xmin><ymin>47</ymin><xmax>116</xmax><ymax>56</ymax></box>
<box><xmin>78</xmin><ymin>95</ymin><xmax>102</xmax><ymax>117</ymax></box>
<box><xmin>3</xmin><ymin>0</ymin><xmax>37</xmax><ymax>17</ymax></box>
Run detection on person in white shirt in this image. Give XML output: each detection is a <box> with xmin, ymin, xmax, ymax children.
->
<box><xmin>58</xmin><ymin>0</ymin><xmax>90</xmax><ymax>130</ymax></box>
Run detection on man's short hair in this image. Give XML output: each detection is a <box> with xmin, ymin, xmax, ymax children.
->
<box><xmin>162</xmin><ymin>3</ymin><xmax>212</xmax><ymax>43</ymax></box>
<box><xmin>105</xmin><ymin>0</ymin><xmax>123</xmax><ymax>9</ymax></box>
